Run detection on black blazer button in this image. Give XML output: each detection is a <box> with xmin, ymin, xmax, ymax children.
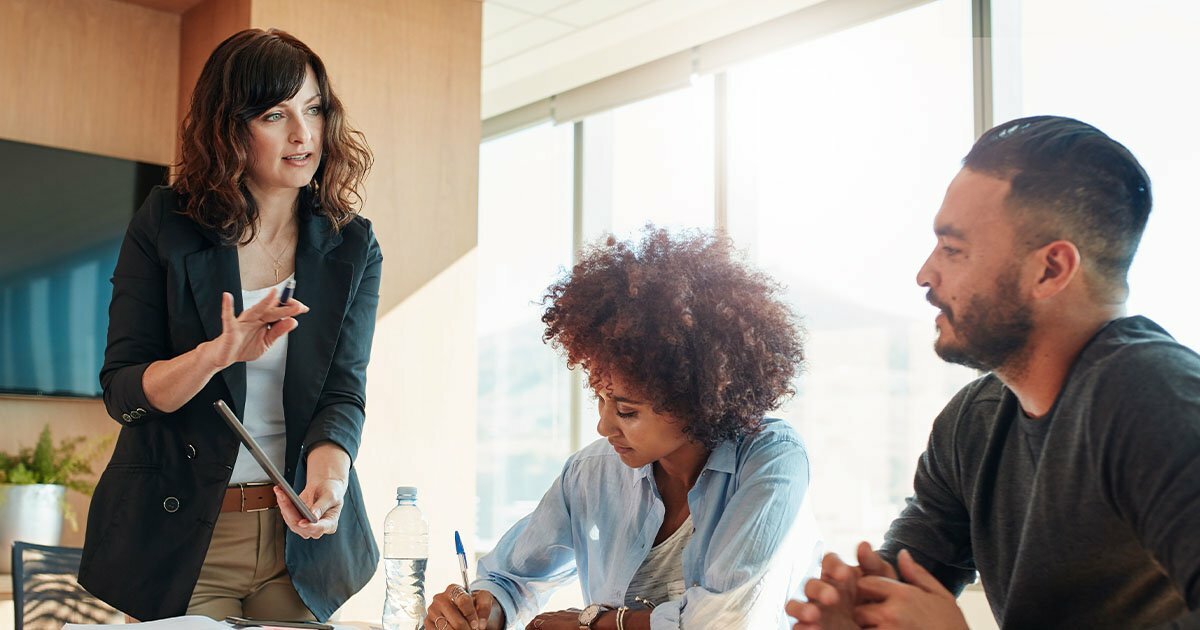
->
<box><xmin>185</xmin><ymin>444</ymin><xmax>197</xmax><ymax>459</ymax></box>
<box><xmin>136</xmin><ymin>407</ymin><xmax>147</xmax><ymax>414</ymax></box>
<box><xmin>130</xmin><ymin>410</ymin><xmax>142</xmax><ymax>419</ymax></box>
<box><xmin>163</xmin><ymin>497</ymin><xmax>180</xmax><ymax>513</ymax></box>
<box><xmin>121</xmin><ymin>413</ymin><xmax>133</xmax><ymax>423</ymax></box>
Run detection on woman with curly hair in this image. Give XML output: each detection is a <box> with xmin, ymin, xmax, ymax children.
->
<box><xmin>79</xmin><ymin>28</ymin><xmax>380</xmax><ymax>622</ymax></box>
<box><xmin>426</xmin><ymin>228</ymin><xmax>814</xmax><ymax>630</ymax></box>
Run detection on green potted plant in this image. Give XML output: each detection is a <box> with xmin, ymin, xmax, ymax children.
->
<box><xmin>0</xmin><ymin>424</ymin><xmax>111</xmax><ymax>573</ymax></box>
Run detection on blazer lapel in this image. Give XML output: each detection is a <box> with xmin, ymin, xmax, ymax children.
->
<box><xmin>185</xmin><ymin>239</ymin><xmax>245</xmax><ymax>415</ymax></box>
<box><xmin>283</xmin><ymin>210</ymin><xmax>350</xmax><ymax>457</ymax></box>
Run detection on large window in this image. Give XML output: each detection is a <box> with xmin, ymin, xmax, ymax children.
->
<box><xmin>476</xmin><ymin>122</ymin><xmax>575</xmax><ymax>548</ymax></box>
<box><xmin>992</xmin><ymin>0</ymin><xmax>1200</xmax><ymax>349</ymax></box>
<box><xmin>476</xmin><ymin>10</ymin><xmax>1200</xmax><ymax>627</ymax></box>
<box><xmin>476</xmin><ymin>0</ymin><xmax>978</xmax><ymax>559</ymax></box>
<box><xmin>590</xmin><ymin>75</ymin><xmax>717</xmax><ymax>238</ymax></box>
<box><xmin>725</xmin><ymin>0</ymin><xmax>977</xmax><ymax>560</ymax></box>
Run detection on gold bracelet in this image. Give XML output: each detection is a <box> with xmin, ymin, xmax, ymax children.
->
<box><xmin>616</xmin><ymin>607</ymin><xmax>629</xmax><ymax>630</ymax></box>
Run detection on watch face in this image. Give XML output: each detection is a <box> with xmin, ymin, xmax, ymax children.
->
<box><xmin>579</xmin><ymin>604</ymin><xmax>606</xmax><ymax>625</ymax></box>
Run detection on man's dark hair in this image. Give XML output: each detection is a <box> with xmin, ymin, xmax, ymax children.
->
<box><xmin>964</xmin><ymin>115</ymin><xmax>1152</xmax><ymax>301</ymax></box>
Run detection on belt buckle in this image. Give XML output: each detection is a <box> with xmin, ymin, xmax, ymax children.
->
<box><xmin>238</xmin><ymin>482</ymin><xmax>273</xmax><ymax>513</ymax></box>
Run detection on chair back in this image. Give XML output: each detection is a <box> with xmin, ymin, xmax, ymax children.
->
<box><xmin>11</xmin><ymin>541</ymin><xmax>121</xmax><ymax>630</ymax></box>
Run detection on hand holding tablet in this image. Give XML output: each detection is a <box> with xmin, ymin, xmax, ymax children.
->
<box><xmin>213</xmin><ymin>399</ymin><xmax>319</xmax><ymax>523</ymax></box>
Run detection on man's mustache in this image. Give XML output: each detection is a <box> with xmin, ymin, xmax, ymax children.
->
<box><xmin>926</xmin><ymin>290</ymin><xmax>953</xmax><ymax>321</ymax></box>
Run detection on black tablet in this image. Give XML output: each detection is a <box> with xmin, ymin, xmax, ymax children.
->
<box><xmin>213</xmin><ymin>399</ymin><xmax>319</xmax><ymax>523</ymax></box>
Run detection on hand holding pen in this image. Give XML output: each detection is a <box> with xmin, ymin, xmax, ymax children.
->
<box><xmin>423</xmin><ymin>532</ymin><xmax>505</xmax><ymax>630</ymax></box>
<box><xmin>201</xmin><ymin>284</ymin><xmax>308</xmax><ymax>372</ymax></box>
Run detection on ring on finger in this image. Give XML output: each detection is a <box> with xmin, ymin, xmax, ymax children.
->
<box><xmin>534</xmin><ymin>619</ymin><xmax>545</xmax><ymax>629</ymax></box>
<box><xmin>433</xmin><ymin>617</ymin><xmax>448</xmax><ymax>630</ymax></box>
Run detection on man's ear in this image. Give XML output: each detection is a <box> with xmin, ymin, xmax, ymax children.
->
<box><xmin>1030</xmin><ymin>239</ymin><xmax>1081</xmax><ymax>300</ymax></box>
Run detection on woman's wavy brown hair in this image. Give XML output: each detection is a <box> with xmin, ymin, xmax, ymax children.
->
<box><xmin>542</xmin><ymin>227</ymin><xmax>805</xmax><ymax>449</ymax></box>
<box><xmin>173</xmin><ymin>28</ymin><xmax>372</xmax><ymax>244</ymax></box>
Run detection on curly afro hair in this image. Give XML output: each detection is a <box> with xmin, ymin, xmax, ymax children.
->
<box><xmin>541</xmin><ymin>226</ymin><xmax>805</xmax><ymax>449</ymax></box>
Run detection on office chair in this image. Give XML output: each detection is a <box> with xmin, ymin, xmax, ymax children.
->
<box><xmin>11</xmin><ymin>541</ymin><xmax>121</xmax><ymax>630</ymax></box>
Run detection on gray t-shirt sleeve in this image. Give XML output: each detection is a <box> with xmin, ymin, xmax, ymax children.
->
<box><xmin>879</xmin><ymin>382</ymin><xmax>981</xmax><ymax>595</ymax></box>
<box><xmin>1096</xmin><ymin>344</ymin><xmax>1200</xmax><ymax>628</ymax></box>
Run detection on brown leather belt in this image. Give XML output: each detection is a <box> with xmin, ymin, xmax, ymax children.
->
<box><xmin>221</xmin><ymin>482</ymin><xmax>278</xmax><ymax>513</ymax></box>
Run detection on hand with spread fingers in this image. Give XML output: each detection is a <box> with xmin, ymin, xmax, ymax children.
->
<box><xmin>425</xmin><ymin>585</ymin><xmax>504</xmax><ymax>630</ymax></box>
<box><xmin>850</xmin><ymin>549</ymin><xmax>968</xmax><ymax>630</ymax></box>
<box><xmin>200</xmin><ymin>288</ymin><xmax>309</xmax><ymax>371</ymax></box>
<box><xmin>524</xmin><ymin>609</ymin><xmax>582</xmax><ymax>630</ymax></box>
<box><xmin>787</xmin><ymin>542</ymin><xmax>899</xmax><ymax>630</ymax></box>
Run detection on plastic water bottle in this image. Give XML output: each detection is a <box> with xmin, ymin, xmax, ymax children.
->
<box><xmin>383</xmin><ymin>486</ymin><xmax>429</xmax><ymax>630</ymax></box>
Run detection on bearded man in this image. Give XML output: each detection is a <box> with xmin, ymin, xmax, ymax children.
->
<box><xmin>788</xmin><ymin>116</ymin><xmax>1200</xmax><ymax>630</ymax></box>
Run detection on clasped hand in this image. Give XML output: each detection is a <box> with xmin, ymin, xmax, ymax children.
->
<box><xmin>200</xmin><ymin>288</ymin><xmax>309</xmax><ymax>372</ymax></box>
<box><xmin>787</xmin><ymin>542</ymin><xmax>969</xmax><ymax>630</ymax></box>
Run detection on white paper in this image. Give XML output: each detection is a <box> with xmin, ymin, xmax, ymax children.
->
<box><xmin>64</xmin><ymin>616</ymin><xmax>229</xmax><ymax>630</ymax></box>
<box><xmin>63</xmin><ymin>617</ymin><xmax>377</xmax><ymax>630</ymax></box>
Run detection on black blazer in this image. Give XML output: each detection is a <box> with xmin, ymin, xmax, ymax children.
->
<box><xmin>79</xmin><ymin>186</ymin><xmax>382</xmax><ymax>621</ymax></box>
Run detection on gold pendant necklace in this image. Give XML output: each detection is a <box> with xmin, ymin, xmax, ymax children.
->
<box><xmin>259</xmin><ymin>230</ymin><xmax>295</xmax><ymax>282</ymax></box>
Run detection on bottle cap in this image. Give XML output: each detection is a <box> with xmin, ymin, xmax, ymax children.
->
<box><xmin>396</xmin><ymin>486</ymin><xmax>418</xmax><ymax>501</ymax></box>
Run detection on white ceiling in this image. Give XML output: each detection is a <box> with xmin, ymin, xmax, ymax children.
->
<box><xmin>481</xmin><ymin>0</ymin><xmax>824</xmax><ymax>118</ymax></box>
<box><xmin>483</xmin><ymin>0</ymin><xmax>658</xmax><ymax>67</ymax></box>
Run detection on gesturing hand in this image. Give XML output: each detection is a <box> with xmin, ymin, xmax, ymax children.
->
<box><xmin>852</xmin><ymin>549</ymin><xmax>968</xmax><ymax>630</ymax></box>
<box><xmin>201</xmin><ymin>289</ymin><xmax>308</xmax><ymax>372</ymax></box>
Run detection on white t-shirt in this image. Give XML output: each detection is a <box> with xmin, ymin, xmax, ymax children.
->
<box><xmin>229</xmin><ymin>274</ymin><xmax>292</xmax><ymax>484</ymax></box>
<box><xmin>624</xmin><ymin>515</ymin><xmax>693</xmax><ymax>608</ymax></box>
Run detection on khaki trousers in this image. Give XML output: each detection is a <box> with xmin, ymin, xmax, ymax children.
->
<box><xmin>185</xmin><ymin>508</ymin><xmax>315</xmax><ymax>621</ymax></box>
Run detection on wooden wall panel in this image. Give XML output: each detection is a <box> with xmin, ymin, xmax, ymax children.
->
<box><xmin>251</xmin><ymin>0</ymin><xmax>483</xmax><ymax>313</ymax></box>
<box><xmin>120</xmin><ymin>0</ymin><xmax>205</xmax><ymax>13</ymax></box>
<box><xmin>0</xmin><ymin>0</ymin><xmax>179</xmax><ymax>164</ymax></box>
<box><xmin>177</xmin><ymin>0</ymin><xmax>251</xmax><ymax>154</ymax></box>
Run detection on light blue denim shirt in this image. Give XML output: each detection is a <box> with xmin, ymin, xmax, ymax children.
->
<box><xmin>472</xmin><ymin>417</ymin><xmax>820</xmax><ymax>629</ymax></box>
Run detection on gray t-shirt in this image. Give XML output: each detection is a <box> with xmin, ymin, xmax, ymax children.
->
<box><xmin>880</xmin><ymin>316</ymin><xmax>1200</xmax><ymax>629</ymax></box>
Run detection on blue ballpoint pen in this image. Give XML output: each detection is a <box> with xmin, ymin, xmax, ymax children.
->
<box><xmin>455</xmin><ymin>530</ymin><xmax>471</xmax><ymax>592</ymax></box>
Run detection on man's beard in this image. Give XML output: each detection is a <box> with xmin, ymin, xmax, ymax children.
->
<box><xmin>929</xmin><ymin>266</ymin><xmax>1034</xmax><ymax>373</ymax></box>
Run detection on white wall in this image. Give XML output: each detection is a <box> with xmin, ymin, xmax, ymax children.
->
<box><xmin>339</xmin><ymin>251</ymin><xmax>478</xmax><ymax>621</ymax></box>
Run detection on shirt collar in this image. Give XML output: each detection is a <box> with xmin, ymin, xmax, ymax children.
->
<box><xmin>704</xmin><ymin>439</ymin><xmax>737</xmax><ymax>474</ymax></box>
<box><xmin>633</xmin><ymin>438</ymin><xmax>737</xmax><ymax>481</ymax></box>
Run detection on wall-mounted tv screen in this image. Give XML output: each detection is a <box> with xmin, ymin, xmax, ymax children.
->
<box><xmin>0</xmin><ymin>139</ymin><xmax>168</xmax><ymax>397</ymax></box>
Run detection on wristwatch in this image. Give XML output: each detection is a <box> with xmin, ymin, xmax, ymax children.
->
<box><xmin>578</xmin><ymin>604</ymin><xmax>611</xmax><ymax>629</ymax></box>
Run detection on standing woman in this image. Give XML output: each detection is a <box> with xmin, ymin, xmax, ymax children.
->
<box><xmin>79</xmin><ymin>29</ymin><xmax>381</xmax><ymax>622</ymax></box>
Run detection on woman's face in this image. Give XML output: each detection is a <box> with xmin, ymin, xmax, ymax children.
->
<box><xmin>594</xmin><ymin>373</ymin><xmax>692</xmax><ymax>469</ymax></box>
<box><xmin>245</xmin><ymin>64</ymin><xmax>324</xmax><ymax>194</ymax></box>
